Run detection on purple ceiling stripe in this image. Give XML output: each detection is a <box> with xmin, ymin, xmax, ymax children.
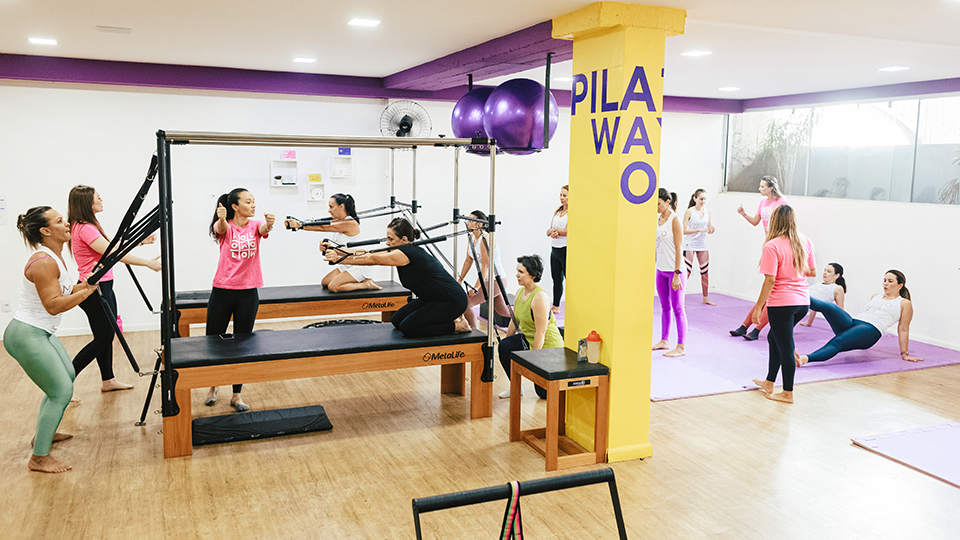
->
<box><xmin>743</xmin><ymin>78</ymin><xmax>960</xmax><ymax>110</ymax></box>
<box><xmin>663</xmin><ymin>96</ymin><xmax>744</xmax><ymax>114</ymax></box>
<box><xmin>383</xmin><ymin>21</ymin><xmax>573</xmax><ymax>91</ymax></box>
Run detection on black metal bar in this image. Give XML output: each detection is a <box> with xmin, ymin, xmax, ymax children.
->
<box><xmin>97</xmin><ymin>289</ymin><xmax>140</xmax><ymax>373</ymax></box>
<box><xmin>136</xmin><ymin>348</ymin><xmax>163</xmax><ymax>426</ymax></box>
<box><xmin>157</xmin><ymin>132</ymin><xmax>179</xmax><ymax>418</ymax></box>
<box><xmin>468</xmin><ymin>74</ymin><xmax>473</xmax><ymax>91</ymax></box>
<box><xmin>544</xmin><ymin>52</ymin><xmax>552</xmax><ymax>150</ymax></box>
<box><xmin>89</xmin><ymin>209</ymin><xmax>160</xmax><ymax>283</ymax></box>
<box><xmin>94</xmin><ymin>155</ymin><xmax>158</xmax><ymax>271</ymax></box>
<box><xmin>412</xmin><ymin>469</ymin><xmax>626</xmax><ymax>539</ymax></box>
<box><xmin>125</xmin><ymin>264</ymin><xmax>154</xmax><ymax>313</ymax></box>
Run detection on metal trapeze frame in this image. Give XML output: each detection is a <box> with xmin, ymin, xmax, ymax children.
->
<box><xmin>155</xmin><ymin>131</ymin><xmax>500</xmax><ymax>420</ymax></box>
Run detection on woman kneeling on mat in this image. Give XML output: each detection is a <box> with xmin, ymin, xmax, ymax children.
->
<box><xmin>497</xmin><ymin>255</ymin><xmax>563</xmax><ymax>400</ymax></box>
<box><xmin>800</xmin><ymin>262</ymin><xmax>846</xmax><ymax>327</ymax></box>
<box><xmin>750</xmin><ymin>205</ymin><xmax>816</xmax><ymax>404</ymax></box>
<box><xmin>325</xmin><ymin>218</ymin><xmax>469</xmax><ymax>337</ymax></box>
<box><xmin>4</xmin><ymin>206</ymin><xmax>97</xmax><ymax>473</ymax></box>
<box><xmin>284</xmin><ymin>193</ymin><xmax>381</xmax><ymax>292</ymax></box>
<box><xmin>795</xmin><ymin>270</ymin><xmax>922</xmax><ymax>366</ymax></box>
<box><xmin>205</xmin><ymin>188</ymin><xmax>275</xmax><ymax>413</ymax></box>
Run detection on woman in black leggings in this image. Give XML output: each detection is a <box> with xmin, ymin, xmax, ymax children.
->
<box><xmin>325</xmin><ymin>218</ymin><xmax>469</xmax><ymax>337</ymax></box>
<box><xmin>546</xmin><ymin>185</ymin><xmax>568</xmax><ymax>314</ymax></box>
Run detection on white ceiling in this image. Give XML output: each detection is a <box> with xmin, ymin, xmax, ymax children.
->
<box><xmin>4</xmin><ymin>0</ymin><xmax>960</xmax><ymax>99</ymax></box>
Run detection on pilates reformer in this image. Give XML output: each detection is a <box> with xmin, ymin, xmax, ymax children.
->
<box><xmin>174</xmin><ymin>282</ymin><xmax>413</xmax><ymax>337</ymax></box>
<box><xmin>155</xmin><ymin>131</ymin><xmax>502</xmax><ymax>456</ymax></box>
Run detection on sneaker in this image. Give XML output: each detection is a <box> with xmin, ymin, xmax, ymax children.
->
<box><xmin>499</xmin><ymin>388</ymin><xmax>523</xmax><ymax>399</ymax></box>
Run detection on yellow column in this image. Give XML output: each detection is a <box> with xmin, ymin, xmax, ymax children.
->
<box><xmin>553</xmin><ymin>2</ymin><xmax>685</xmax><ymax>462</ymax></box>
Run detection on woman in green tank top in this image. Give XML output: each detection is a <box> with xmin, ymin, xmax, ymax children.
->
<box><xmin>497</xmin><ymin>255</ymin><xmax>563</xmax><ymax>399</ymax></box>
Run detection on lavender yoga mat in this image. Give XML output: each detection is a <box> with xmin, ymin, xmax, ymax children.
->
<box><xmin>651</xmin><ymin>293</ymin><xmax>960</xmax><ymax>401</ymax></box>
<box><xmin>852</xmin><ymin>423</ymin><xmax>960</xmax><ymax>489</ymax></box>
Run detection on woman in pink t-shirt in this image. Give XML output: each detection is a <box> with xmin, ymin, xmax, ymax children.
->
<box><xmin>204</xmin><ymin>188</ymin><xmax>275</xmax><ymax>413</ymax></box>
<box><xmin>750</xmin><ymin>205</ymin><xmax>816</xmax><ymax>404</ymax></box>
<box><xmin>67</xmin><ymin>185</ymin><xmax>162</xmax><ymax>393</ymax></box>
<box><xmin>731</xmin><ymin>175</ymin><xmax>790</xmax><ymax>340</ymax></box>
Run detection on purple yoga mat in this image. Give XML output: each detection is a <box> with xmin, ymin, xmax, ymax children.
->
<box><xmin>852</xmin><ymin>423</ymin><xmax>960</xmax><ymax>489</ymax></box>
<box><xmin>651</xmin><ymin>293</ymin><xmax>960</xmax><ymax>401</ymax></box>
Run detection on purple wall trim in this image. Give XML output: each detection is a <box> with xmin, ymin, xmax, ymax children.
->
<box><xmin>384</xmin><ymin>21</ymin><xmax>573</xmax><ymax>91</ymax></box>
<box><xmin>742</xmin><ymin>78</ymin><xmax>960</xmax><ymax>110</ymax></box>
<box><xmin>663</xmin><ymin>96</ymin><xmax>743</xmax><ymax>114</ymax></box>
<box><xmin>5</xmin><ymin>52</ymin><xmax>960</xmax><ymax>112</ymax></box>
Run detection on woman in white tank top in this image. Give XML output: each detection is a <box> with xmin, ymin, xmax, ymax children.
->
<box><xmin>682</xmin><ymin>189</ymin><xmax>716</xmax><ymax>305</ymax></box>
<box><xmin>3</xmin><ymin>206</ymin><xmax>96</xmax><ymax>473</ymax></box>
<box><xmin>796</xmin><ymin>270</ymin><xmax>923</xmax><ymax>365</ymax></box>
<box><xmin>800</xmin><ymin>262</ymin><xmax>846</xmax><ymax>327</ymax></box>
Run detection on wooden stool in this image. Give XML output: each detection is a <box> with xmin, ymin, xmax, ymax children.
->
<box><xmin>509</xmin><ymin>347</ymin><xmax>609</xmax><ymax>471</ymax></box>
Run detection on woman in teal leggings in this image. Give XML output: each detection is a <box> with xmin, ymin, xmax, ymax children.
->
<box><xmin>3</xmin><ymin>206</ymin><xmax>95</xmax><ymax>473</ymax></box>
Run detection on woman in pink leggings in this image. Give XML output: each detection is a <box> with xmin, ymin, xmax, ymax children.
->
<box><xmin>653</xmin><ymin>188</ymin><xmax>687</xmax><ymax>357</ymax></box>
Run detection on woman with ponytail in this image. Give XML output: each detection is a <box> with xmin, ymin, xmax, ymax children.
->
<box><xmin>682</xmin><ymin>188</ymin><xmax>716</xmax><ymax>305</ymax></box>
<box><xmin>653</xmin><ymin>188</ymin><xmax>687</xmax><ymax>357</ymax></box>
<box><xmin>67</xmin><ymin>185</ymin><xmax>161</xmax><ymax>393</ymax></box>
<box><xmin>204</xmin><ymin>188</ymin><xmax>275</xmax><ymax>412</ymax></box>
<box><xmin>750</xmin><ymin>205</ymin><xmax>816</xmax><ymax>404</ymax></box>
<box><xmin>796</xmin><ymin>270</ymin><xmax>922</xmax><ymax>366</ymax></box>
<box><xmin>5</xmin><ymin>206</ymin><xmax>96</xmax><ymax>472</ymax></box>
<box><xmin>800</xmin><ymin>262</ymin><xmax>846</xmax><ymax>327</ymax></box>
<box><xmin>284</xmin><ymin>194</ymin><xmax>381</xmax><ymax>292</ymax></box>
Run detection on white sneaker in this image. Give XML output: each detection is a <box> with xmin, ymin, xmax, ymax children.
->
<box><xmin>499</xmin><ymin>388</ymin><xmax>523</xmax><ymax>399</ymax></box>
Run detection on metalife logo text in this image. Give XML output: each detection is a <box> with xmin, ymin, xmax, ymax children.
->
<box><xmin>362</xmin><ymin>301</ymin><xmax>396</xmax><ymax>309</ymax></box>
<box><xmin>423</xmin><ymin>350</ymin><xmax>466</xmax><ymax>362</ymax></box>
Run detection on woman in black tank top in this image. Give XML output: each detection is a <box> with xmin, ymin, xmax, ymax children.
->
<box><xmin>324</xmin><ymin>218</ymin><xmax>469</xmax><ymax>337</ymax></box>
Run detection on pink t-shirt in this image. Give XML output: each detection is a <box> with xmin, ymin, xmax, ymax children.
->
<box><xmin>212</xmin><ymin>219</ymin><xmax>267</xmax><ymax>290</ymax></box>
<box><xmin>71</xmin><ymin>222</ymin><xmax>114</xmax><ymax>282</ymax></box>
<box><xmin>759</xmin><ymin>235</ymin><xmax>815</xmax><ymax>307</ymax></box>
<box><xmin>758</xmin><ymin>196</ymin><xmax>790</xmax><ymax>231</ymax></box>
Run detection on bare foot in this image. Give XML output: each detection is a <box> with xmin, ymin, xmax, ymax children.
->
<box><xmin>794</xmin><ymin>350</ymin><xmax>809</xmax><ymax>367</ymax></box>
<box><xmin>766</xmin><ymin>391</ymin><xmax>794</xmax><ymax>404</ymax></box>
<box><xmin>752</xmin><ymin>379</ymin><xmax>774</xmax><ymax>394</ymax></box>
<box><xmin>652</xmin><ymin>340</ymin><xmax>670</xmax><ymax>351</ymax></box>
<box><xmin>551</xmin><ymin>306</ymin><xmax>560</xmax><ymax>314</ymax></box>
<box><xmin>28</xmin><ymin>454</ymin><xmax>72</xmax><ymax>473</ymax></box>
<box><xmin>799</xmin><ymin>322</ymin><xmax>812</xmax><ymax>327</ymax></box>
<box><xmin>702</xmin><ymin>297</ymin><xmax>716</xmax><ymax>306</ymax></box>
<box><xmin>363</xmin><ymin>279</ymin><xmax>383</xmax><ymax>290</ymax></box>
<box><xmin>101</xmin><ymin>378</ymin><xmax>134</xmax><ymax>392</ymax></box>
<box><xmin>663</xmin><ymin>345</ymin><xmax>685</xmax><ymax>357</ymax></box>
<box><xmin>454</xmin><ymin>316</ymin><xmax>471</xmax><ymax>332</ymax></box>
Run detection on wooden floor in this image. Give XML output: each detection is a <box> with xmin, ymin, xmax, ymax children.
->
<box><xmin>2</xmin><ymin>319</ymin><xmax>960</xmax><ymax>539</ymax></box>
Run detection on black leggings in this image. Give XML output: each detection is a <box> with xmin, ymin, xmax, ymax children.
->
<box><xmin>497</xmin><ymin>334</ymin><xmax>547</xmax><ymax>399</ymax></box>
<box><xmin>392</xmin><ymin>297</ymin><xmax>466</xmax><ymax>337</ymax></box>
<box><xmin>206</xmin><ymin>287</ymin><xmax>259</xmax><ymax>393</ymax></box>
<box><xmin>73</xmin><ymin>279</ymin><xmax>118</xmax><ymax>381</ymax></box>
<box><xmin>550</xmin><ymin>246</ymin><xmax>566</xmax><ymax>307</ymax></box>
<box><xmin>765</xmin><ymin>304</ymin><xmax>808</xmax><ymax>392</ymax></box>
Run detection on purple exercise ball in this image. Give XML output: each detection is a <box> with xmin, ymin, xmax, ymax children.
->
<box><xmin>482</xmin><ymin>78</ymin><xmax>559</xmax><ymax>155</ymax></box>
<box><xmin>451</xmin><ymin>87</ymin><xmax>500</xmax><ymax>155</ymax></box>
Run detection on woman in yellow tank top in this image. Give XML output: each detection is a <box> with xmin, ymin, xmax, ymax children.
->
<box><xmin>497</xmin><ymin>254</ymin><xmax>563</xmax><ymax>399</ymax></box>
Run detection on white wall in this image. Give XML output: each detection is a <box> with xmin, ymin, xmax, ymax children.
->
<box><xmin>0</xmin><ymin>83</ymin><xmax>569</xmax><ymax>336</ymax></box>
<box><xmin>2</xmin><ymin>83</ymin><xmax>956</xmax><ymax>352</ymax></box>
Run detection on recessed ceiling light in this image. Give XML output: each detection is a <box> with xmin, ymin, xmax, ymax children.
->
<box><xmin>348</xmin><ymin>18</ymin><xmax>380</xmax><ymax>27</ymax></box>
<box><xmin>718</xmin><ymin>87</ymin><xmax>740</xmax><ymax>92</ymax></box>
<box><xmin>680</xmin><ymin>51</ymin><xmax>712</xmax><ymax>57</ymax></box>
<box><xmin>28</xmin><ymin>37</ymin><xmax>57</xmax><ymax>45</ymax></box>
<box><xmin>879</xmin><ymin>66</ymin><xmax>909</xmax><ymax>72</ymax></box>
<box><xmin>293</xmin><ymin>57</ymin><xmax>317</xmax><ymax>64</ymax></box>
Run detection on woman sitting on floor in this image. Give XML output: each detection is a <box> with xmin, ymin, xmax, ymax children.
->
<box><xmin>795</xmin><ymin>269</ymin><xmax>923</xmax><ymax>366</ymax></box>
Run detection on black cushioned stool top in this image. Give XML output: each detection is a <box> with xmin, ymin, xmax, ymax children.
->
<box><xmin>170</xmin><ymin>323</ymin><xmax>486</xmax><ymax>369</ymax></box>
<box><xmin>510</xmin><ymin>347</ymin><xmax>609</xmax><ymax>381</ymax></box>
<box><xmin>175</xmin><ymin>281</ymin><xmax>411</xmax><ymax>309</ymax></box>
